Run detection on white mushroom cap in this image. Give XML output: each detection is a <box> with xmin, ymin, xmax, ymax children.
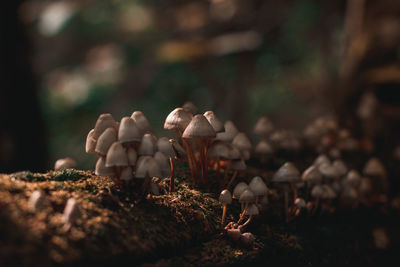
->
<box><xmin>232</xmin><ymin>132</ymin><xmax>252</xmax><ymax>151</ymax></box>
<box><xmin>126</xmin><ymin>147</ymin><xmax>137</xmax><ymax>166</ymax></box>
<box><xmin>255</xmin><ymin>140</ymin><xmax>273</xmax><ymax>154</ymax></box>
<box><xmin>154</xmin><ymin>151</ymin><xmax>171</xmax><ymax>177</ymax></box>
<box><xmin>28</xmin><ymin>190</ymin><xmax>46</xmax><ymax>212</ymax></box>
<box><xmin>204</xmin><ymin>111</ymin><xmax>224</xmax><ymax>133</ymax></box>
<box><xmin>301</xmin><ymin>165</ymin><xmax>322</xmax><ymax>185</ymax></box>
<box><xmin>240</xmin><ymin>232</ymin><xmax>255</xmax><ymax>246</ymax></box>
<box><xmin>244</xmin><ymin>203</ymin><xmax>259</xmax><ymax>216</ymax></box>
<box><xmin>318</xmin><ymin>162</ymin><xmax>340</xmax><ymax>179</ymax></box>
<box><xmin>233</xmin><ymin>182</ymin><xmax>249</xmax><ymax>199</ymax></box>
<box><xmin>253</xmin><ymin>116</ymin><xmax>274</xmax><ymax>137</ymax></box>
<box><xmin>54</xmin><ymin>157</ymin><xmax>77</xmax><ymax>171</ymax></box>
<box><xmin>219</xmin><ymin>189</ymin><xmax>232</xmax><ymax>205</ymax></box>
<box><xmin>215</xmin><ymin>120</ymin><xmax>239</xmax><ymax>142</ymax></box>
<box><xmin>359</xmin><ymin>177</ymin><xmax>372</xmax><ymax>195</ymax></box>
<box><xmin>182</xmin><ymin>114</ymin><xmax>216</xmax><ymax>139</ymax></box>
<box><xmin>311</xmin><ymin>185</ymin><xmax>324</xmax><ymax>198</ymax></box>
<box><xmin>138</xmin><ymin>133</ymin><xmax>156</xmax><ymax>156</ymax></box>
<box><xmin>131</xmin><ymin>111</ymin><xmax>151</xmax><ymax>134</ymax></box>
<box><xmin>227</xmin><ymin>144</ymin><xmax>241</xmax><ymax>160</ymax></box>
<box><xmin>106</xmin><ymin>142</ymin><xmax>129</xmax><ymax>167</ymax></box>
<box><xmin>118</xmin><ymin>117</ymin><xmax>142</xmax><ymax>143</ymax></box>
<box><xmin>313</xmin><ymin>154</ymin><xmax>330</xmax><ymax>167</ymax></box>
<box><xmin>333</xmin><ymin>159</ymin><xmax>348</xmax><ymax>176</ymax></box>
<box><xmin>321</xmin><ymin>185</ymin><xmax>337</xmax><ymax>200</ymax></box>
<box><xmin>344</xmin><ymin>170</ymin><xmax>361</xmax><ymax>188</ymax></box>
<box><xmin>239</xmin><ymin>189</ymin><xmax>255</xmax><ymax>204</ymax></box>
<box><xmin>182</xmin><ymin>101</ymin><xmax>199</xmax><ymax>115</ymax></box>
<box><xmin>95</xmin><ymin>157</ymin><xmax>114</xmax><ymax>176</ymax></box>
<box><xmin>249</xmin><ymin>176</ymin><xmax>268</xmax><ymax>197</ymax></box>
<box><xmin>157</xmin><ymin>137</ymin><xmax>175</xmax><ymax>158</ymax></box>
<box><xmin>207</xmin><ymin>141</ymin><xmax>230</xmax><ymax>159</ymax></box>
<box><xmin>95</xmin><ymin>127</ymin><xmax>117</xmax><ymax>156</ymax></box>
<box><xmin>294</xmin><ymin>198</ymin><xmax>306</xmax><ymax>209</ymax></box>
<box><xmin>164</xmin><ymin>107</ymin><xmax>193</xmax><ymax>132</ymax></box>
<box><xmin>272</xmin><ymin>162</ymin><xmax>300</xmax><ymax>183</ymax></box>
<box><xmin>135</xmin><ymin>156</ymin><xmax>161</xmax><ymax>179</ymax></box>
<box><xmin>85</xmin><ymin>129</ymin><xmax>96</xmax><ymax>153</ymax></box>
<box><xmin>93</xmin><ymin>113</ymin><xmax>117</xmax><ymax>139</ymax></box>
<box><xmin>120</xmin><ymin>167</ymin><xmax>133</xmax><ymax>181</ymax></box>
<box><xmin>169</xmin><ymin>139</ymin><xmax>187</xmax><ymax>158</ymax></box>
<box><xmin>363</xmin><ymin>157</ymin><xmax>387</xmax><ymax>177</ymax></box>
<box><xmin>63</xmin><ymin>198</ymin><xmax>81</xmax><ymax>225</ymax></box>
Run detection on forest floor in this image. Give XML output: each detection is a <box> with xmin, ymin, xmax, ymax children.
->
<box><xmin>1</xmin><ymin>162</ymin><xmax>399</xmax><ymax>266</ymax></box>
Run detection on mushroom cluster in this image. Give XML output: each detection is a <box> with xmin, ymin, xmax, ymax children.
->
<box><xmin>86</xmin><ymin>112</ymin><xmax>178</xmax><ymax>195</ymax></box>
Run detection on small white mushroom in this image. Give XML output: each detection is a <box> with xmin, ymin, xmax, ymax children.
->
<box><xmin>28</xmin><ymin>190</ymin><xmax>46</xmax><ymax>212</ymax></box>
<box><xmin>63</xmin><ymin>198</ymin><xmax>81</xmax><ymax>227</ymax></box>
<box><xmin>54</xmin><ymin>157</ymin><xmax>77</xmax><ymax>171</ymax></box>
<box><xmin>219</xmin><ymin>189</ymin><xmax>232</xmax><ymax>227</ymax></box>
<box><xmin>240</xmin><ymin>232</ymin><xmax>255</xmax><ymax>247</ymax></box>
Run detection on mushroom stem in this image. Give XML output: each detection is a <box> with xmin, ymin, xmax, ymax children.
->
<box><xmin>238</xmin><ymin>203</ymin><xmax>249</xmax><ymax>224</ymax></box>
<box><xmin>169</xmin><ymin>157</ymin><xmax>175</xmax><ymax>192</ymax></box>
<box><xmin>226</xmin><ymin>170</ymin><xmax>238</xmax><ymax>190</ymax></box>
<box><xmin>239</xmin><ymin>215</ymin><xmax>253</xmax><ymax>231</ymax></box>
<box><xmin>113</xmin><ymin>166</ymin><xmax>122</xmax><ymax>187</ymax></box>
<box><xmin>181</xmin><ymin>136</ymin><xmax>198</xmax><ymax>180</ymax></box>
<box><xmin>221</xmin><ymin>204</ymin><xmax>227</xmax><ymax>227</ymax></box>
<box><xmin>197</xmin><ymin>139</ymin><xmax>208</xmax><ymax>184</ymax></box>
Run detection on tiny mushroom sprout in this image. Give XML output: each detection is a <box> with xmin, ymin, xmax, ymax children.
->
<box><xmin>232</xmin><ymin>132</ymin><xmax>252</xmax><ymax>157</ymax></box>
<box><xmin>182</xmin><ymin>114</ymin><xmax>216</xmax><ymax>183</ymax></box>
<box><xmin>238</xmin><ymin>189</ymin><xmax>256</xmax><ymax>223</ymax></box>
<box><xmin>249</xmin><ymin>176</ymin><xmax>268</xmax><ymax>205</ymax></box>
<box><xmin>233</xmin><ymin>182</ymin><xmax>249</xmax><ymax>200</ymax></box>
<box><xmin>219</xmin><ymin>189</ymin><xmax>232</xmax><ymax>227</ymax></box>
<box><xmin>255</xmin><ymin>139</ymin><xmax>273</xmax><ymax>163</ymax></box>
<box><xmin>63</xmin><ymin>198</ymin><xmax>81</xmax><ymax>230</ymax></box>
<box><xmin>333</xmin><ymin>159</ymin><xmax>348</xmax><ymax>177</ymax></box>
<box><xmin>135</xmin><ymin>156</ymin><xmax>162</xmax><ymax>196</ymax></box>
<box><xmin>118</xmin><ymin>117</ymin><xmax>142</xmax><ymax>148</ymax></box>
<box><xmin>164</xmin><ymin>108</ymin><xmax>197</xmax><ymax>180</ymax></box>
<box><xmin>216</xmin><ymin>120</ymin><xmax>239</xmax><ymax>143</ymax></box>
<box><xmin>240</xmin><ymin>232</ymin><xmax>256</xmax><ymax>247</ymax></box>
<box><xmin>204</xmin><ymin>111</ymin><xmax>224</xmax><ymax>133</ymax></box>
<box><xmin>313</xmin><ymin>154</ymin><xmax>330</xmax><ymax>167</ymax></box>
<box><xmin>138</xmin><ymin>133</ymin><xmax>156</xmax><ymax>156</ymax></box>
<box><xmin>293</xmin><ymin>197</ymin><xmax>307</xmax><ymax>217</ymax></box>
<box><xmin>182</xmin><ymin>101</ymin><xmax>199</xmax><ymax>115</ymax></box>
<box><xmin>28</xmin><ymin>190</ymin><xmax>46</xmax><ymax>212</ymax></box>
<box><xmin>106</xmin><ymin>142</ymin><xmax>129</xmax><ymax>183</ymax></box>
<box><xmin>92</xmin><ymin>113</ymin><xmax>118</xmax><ymax>139</ymax></box>
<box><xmin>302</xmin><ymin>165</ymin><xmax>323</xmax><ymax>188</ymax></box>
<box><xmin>253</xmin><ymin>116</ymin><xmax>274</xmax><ymax>138</ymax></box>
<box><xmin>239</xmin><ymin>203</ymin><xmax>259</xmax><ymax>230</ymax></box>
<box><xmin>54</xmin><ymin>157</ymin><xmax>77</xmax><ymax>171</ymax></box>
<box><xmin>363</xmin><ymin>157</ymin><xmax>389</xmax><ymax>196</ymax></box>
<box><xmin>272</xmin><ymin>162</ymin><xmax>300</xmax><ymax>222</ymax></box>
<box><xmin>85</xmin><ymin>129</ymin><xmax>96</xmax><ymax>153</ymax></box>
<box><xmin>318</xmin><ymin>162</ymin><xmax>340</xmax><ymax>182</ymax></box>
<box><xmin>95</xmin><ymin>127</ymin><xmax>117</xmax><ymax>157</ymax></box>
<box><xmin>131</xmin><ymin>111</ymin><xmax>151</xmax><ymax>134</ymax></box>
<box><xmin>344</xmin><ymin>169</ymin><xmax>362</xmax><ymax>188</ymax></box>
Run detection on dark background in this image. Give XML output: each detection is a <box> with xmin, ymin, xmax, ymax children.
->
<box><xmin>1</xmin><ymin>0</ymin><xmax>399</xmax><ymax>172</ymax></box>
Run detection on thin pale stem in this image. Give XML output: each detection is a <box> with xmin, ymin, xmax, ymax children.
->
<box><xmin>169</xmin><ymin>157</ymin><xmax>175</xmax><ymax>192</ymax></box>
<box><xmin>239</xmin><ymin>215</ymin><xmax>253</xmax><ymax>230</ymax></box>
<box><xmin>221</xmin><ymin>205</ymin><xmax>227</xmax><ymax>227</ymax></box>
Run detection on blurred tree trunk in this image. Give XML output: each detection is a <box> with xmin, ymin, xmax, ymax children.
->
<box><xmin>0</xmin><ymin>1</ymin><xmax>47</xmax><ymax>172</ymax></box>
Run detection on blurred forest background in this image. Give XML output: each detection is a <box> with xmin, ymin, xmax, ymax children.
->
<box><xmin>1</xmin><ymin>0</ymin><xmax>400</xmax><ymax>172</ymax></box>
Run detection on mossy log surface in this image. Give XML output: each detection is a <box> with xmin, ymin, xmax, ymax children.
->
<box><xmin>1</xmin><ymin>168</ymin><xmax>400</xmax><ymax>266</ymax></box>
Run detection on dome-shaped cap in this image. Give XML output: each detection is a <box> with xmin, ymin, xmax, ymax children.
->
<box><xmin>164</xmin><ymin>108</ymin><xmax>193</xmax><ymax>131</ymax></box>
<box><xmin>321</xmin><ymin>185</ymin><xmax>337</xmax><ymax>200</ymax></box>
<box><xmin>345</xmin><ymin>169</ymin><xmax>361</xmax><ymax>187</ymax></box>
<box><xmin>232</xmin><ymin>132</ymin><xmax>252</xmax><ymax>151</ymax></box>
<box><xmin>272</xmin><ymin>162</ymin><xmax>300</xmax><ymax>183</ymax></box>
<box><xmin>239</xmin><ymin>189</ymin><xmax>255</xmax><ymax>203</ymax></box>
<box><xmin>229</xmin><ymin>159</ymin><xmax>247</xmax><ymax>171</ymax></box>
<box><xmin>135</xmin><ymin>156</ymin><xmax>161</xmax><ymax>179</ymax></box>
<box><xmin>249</xmin><ymin>176</ymin><xmax>268</xmax><ymax>196</ymax></box>
<box><xmin>342</xmin><ymin>186</ymin><xmax>358</xmax><ymax>200</ymax></box>
<box><xmin>253</xmin><ymin>116</ymin><xmax>274</xmax><ymax>137</ymax></box>
<box><xmin>93</xmin><ymin>113</ymin><xmax>117</xmax><ymax>139</ymax></box>
<box><xmin>311</xmin><ymin>185</ymin><xmax>324</xmax><ymax>198</ymax></box>
<box><xmin>157</xmin><ymin>137</ymin><xmax>175</xmax><ymax>158</ymax></box>
<box><xmin>154</xmin><ymin>151</ymin><xmax>171</xmax><ymax>177</ymax></box>
<box><xmin>313</xmin><ymin>154</ymin><xmax>330</xmax><ymax>167</ymax></box>
<box><xmin>227</xmin><ymin>144</ymin><xmax>241</xmax><ymax>160</ymax></box>
<box><xmin>126</xmin><ymin>147</ymin><xmax>137</xmax><ymax>166</ymax></box>
<box><xmin>204</xmin><ymin>111</ymin><xmax>224</xmax><ymax>133</ymax></box>
<box><xmin>294</xmin><ymin>198</ymin><xmax>306</xmax><ymax>209</ymax></box>
<box><xmin>215</xmin><ymin>120</ymin><xmax>239</xmax><ymax>142</ymax></box>
<box><xmin>219</xmin><ymin>189</ymin><xmax>232</xmax><ymax>204</ymax></box>
<box><xmin>118</xmin><ymin>117</ymin><xmax>142</xmax><ymax>143</ymax></box>
<box><xmin>85</xmin><ymin>129</ymin><xmax>97</xmax><ymax>153</ymax></box>
<box><xmin>182</xmin><ymin>101</ymin><xmax>199</xmax><ymax>115</ymax></box>
<box><xmin>244</xmin><ymin>203</ymin><xmax>259</xmax><ymax>216</ymax></box>
<box><xmin>106</xmin><ymin>142</ymin><xmax>128</xmax><ymax>167</ymax></box>
<box><xmin>318</xmin><ymin>162</ymin><xmax>339</xmax><ymax>179</ymax></box>
<box><xmin>240</xmin><ymin>232</ymin><xmax>255</xmax><ymax>246</ymax></box>
<box><xmin>182</xmin><ymin>114</ymin><xmax>216</xmax><ymax>139</ymax></box>
<box><xmin>233</xmin><ymin>182</ymin><xmax>248</xmax><ymax>199</ymax></box>
<box><xmin>120</xmin><ymin>167</ymin><xmax>133</xmax><ymax>181</ymax></box>
<box><xmin>131</xmin><ymin>111</ymin><xmax>151</xmax><ymax>134</ymax></box>
<box><xmin>359</xmin><ymin>177</ymin><xmax>372</xmax><ymax>195</ymax></box>
<box><xmin>301</xmin><ymin>165</ymin><xmax>322</xmax><ymax>185</ymax></box>
<box><xmin>169</xmin><ymin>139</ymin><xmax>187</xmax><ymax>158</ymax></box>
<box><xmin>138</xmin><ymin>133</ymin><xmax>156</xmax><ymax>156</ymax></box>
<box><xmin>54</xmin><ymin>157</ymin><xmax>77</xmax><ymax>171</ymax></box>
<box><xmin>333</xmin><ymin>160</ymin><xmax>348</xmax><ymax>176</ymax></box>
<box><xmin>95</xmin><ymin>157</ymin><xmax>114</xmax><ymax>176</ymax></box>
<box><xmin>363</xmin><ymin>157</ymin><xmax>387</xmax><ymax>177</ymax></box>
<box><xmin>255</xmin><ymin>140</ymin><xmax>273</xmax><ymax>154</ymax></box>
<box><xmin>207</xmin><ymin>141</ymin><xmax>230</xmax><ymax>159</ymax></box>
<box><xmin>95</xmin><ymin>127</ymin><xmax>117</xmax><ymax>156</ymax></box>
